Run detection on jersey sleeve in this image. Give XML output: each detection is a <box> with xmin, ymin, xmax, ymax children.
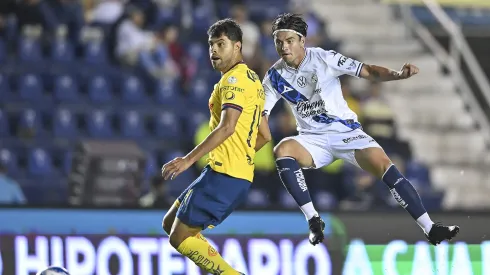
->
<box><xmin>262</xmin><ymin>74</ymin><xmax>281</xmax><ymax>117</ymax></box>
<box><xmin>219</xmin><ymin>74</ymin><xmax>247</xmax><ymax>112</ymax></box>
<box><xmin>320</xmin><ymin>49</ymin><xmax>364</xmax><ymax>78</ymax></box>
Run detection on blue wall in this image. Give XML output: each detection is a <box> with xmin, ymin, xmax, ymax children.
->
<box><xmin>1</xmin><ymin>208</ymin><xmax>334</xmax><ymax>235</ymax></box>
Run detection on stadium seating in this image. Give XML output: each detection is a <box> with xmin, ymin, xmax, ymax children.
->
<box><xmin>122</xmin><ymin>76</ymin><xmax>147</xmax><ymax>104</ymax></box>
<box><xmin>88</xmin><ymin>76</ymin><xmax>113</xmax><ymax>103</ymax></box>
<box><xmin>18</xmin><ymin>74</ymin><xmax>43</xmax><ymax>101</ymax></box>
<box><xmin>53</xmin><ymin>109</ymin><xmax>78</xmax><ymax>138</ymax></box>
<box><xmin>0</xmin><ymin>109</ymin><xmax>9</xmax><ymax>137</ymax></box>
<box><xmin>28</xmin><ymin>148</ymin><xmax>53</xmax><ymax>176</ymax></box>
<box><xmin>19</xmin><ymin>37</ymin><xmax>42</xmax><ymax>62</ymax></box>
<box><xmin>0</xmin><ymin>0</ymin><xmax>453</xmax><ymax>209</ymax></box>
<box><xmin>87</xmin><ymin>110</ymin><xmax>113</xmax><ymax>138</ymax></box>
<box><xmin>120</xmin><ymin>110</ymin><xmax>145</xmax><ymax>138</ymax></box>
<box><xmin>54</xmin><ymin>75</ymin><xmax>79</xmax><ymax>102</ymax></box>
<box><xmin>51</xmin><ymin>39</ymin><xmax>74</xmax><ymax>62</ymax></box>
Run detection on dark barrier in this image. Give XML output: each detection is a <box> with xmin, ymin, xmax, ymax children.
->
<box><xmin>1</xmin><ymin>234</ymin><xmax>489</xmax><ymax>275</ymax></box>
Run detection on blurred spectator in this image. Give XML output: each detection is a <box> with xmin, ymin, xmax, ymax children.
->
<box><xmin>47</xmin><ymin>0</ymin><xmax>85</xmax><ymax>42</ymax></box>
<box><xmin>289</xmin><ymin>0</ymin><xmax>327</xmax><ymax>47</ymax></box>
<box><xmin>85</xmin><ymin>0</ymin><xmax>125</xmax><ymax>25</ymax></box>
<box><xmin>0</xmin><ymin>164</ymin><xmax>26</xmax><ymax>204</ymax></box>
<box><xmin>116</xmin><ymin>6</ymin><xmax>178</xmax><ymax>80</ymax></box>
<box><xmin>361</xmin><ymin>81</ymin><xmax>412</xmax><ymax>158</ymax></box>
<box><xmin>0</xmin><ymin>0</ymin><xmax>16</xmax><ymax>38</ymax></box>
<box><xmin>156</xmin><ymin>24</ymin><xmax>193</xmax><ymax>84</ymax></box>
<box><xmin>341</xmin><ymin>77</ymin><xmax>363</xmax><ymax>123</ymax></box>
<box><xmin>230</xmin><ymin>3</ymin><xmax>260</xmax><ymax>68</ymax></box>
<box><xmin>258</xmin><ymin>19</ymin><xmax>279</xmax><ymax>76</ymax></box>
<box><xmin>272</xmin><ymin>107</ymin><xmax>297</xmax><ymax>143</ymax></box>
<box><xmin>361</xmin><ymin>81</ymin><xmax>395</xmax><ymax>139</ymax></box>
<box><xmin>16</xmin><ymin>0</ymin><xmax>58</xmax><ymax>34</ymax></box>
<box><xmin>139</xmin><ymin>175</ymin><xmax>170</xmax><ymax>207</ymax></box>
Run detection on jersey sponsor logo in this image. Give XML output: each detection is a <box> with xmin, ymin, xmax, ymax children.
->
<box><xmin>296</xmin><ymin>100</ymin><xmax>327</xmax><ymax>118</ymax></box>
<box><xmin>337</xmin><ymin>55</ymin><xmax>348</xmax><ymax>67</ymax></box>
<box><xmin>225</xmin><ymin>91</ymin><xmax>235</xmax><ymax>100</ymax></box>
<box><xmin>294</xmin><ymin>169</ymin><xmax>308</xmax><ymax>192</ymax></box>
<box><xmin>313</xmin><ymin>88</ymin><xmax>322</xmax><ymax>94</ymax></box>
<box><xmin>342</xmin><ymin>134</ymin><xmax>368</xmax><ymax>144</ymax></box>
<box><xmin>220</xmin><ymin>86</ymin><xmax>244</xmax><ymax>93</ymax></box>
<box><xmin>297</xmin><ymin>76</ymin><xmax>307</xmax><ymax>88</ymax></box>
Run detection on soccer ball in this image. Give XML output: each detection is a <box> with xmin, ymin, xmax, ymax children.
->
<box><xmin>36</xmin><ymin>266</ymin><xmax>70</xmax><ymax>275</ymax></box>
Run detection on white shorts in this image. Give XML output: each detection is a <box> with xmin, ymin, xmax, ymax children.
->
<box><xmin>283</xmin><ymin>129</ymin><xmax>382</xmax><ymax>169</ymax></box>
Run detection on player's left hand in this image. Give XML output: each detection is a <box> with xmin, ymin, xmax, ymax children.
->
<box><xmin>161</xmin><ymin>157</ymin><xmax>193</xmax><ymax>180</ymax></box>
<box><xmin>398</xmin><ymin>63</ymin><xmax>419</xmax><ymax>79</ymax></box>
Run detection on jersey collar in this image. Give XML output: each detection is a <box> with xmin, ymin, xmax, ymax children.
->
<box><xmin>284</xmin><ymin>48</ymin><xmax>309</xmax><ymax>73</ymax></box>
<box><xmin>222</xmin><ymin>60</ymin><xmax>245</xmax><ymax>75</ymax></box>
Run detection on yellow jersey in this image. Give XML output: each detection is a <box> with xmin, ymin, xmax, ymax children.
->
<box><xmin>207</xmin><ymin>63</ymin><xmax>265</xmax><ymax>182</ymax></box>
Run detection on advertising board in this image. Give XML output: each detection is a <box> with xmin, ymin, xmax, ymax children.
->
<box><xmin>1</xmin><ymin>234</ymin><xmax>489</xmax><ymax>275</ymax></box>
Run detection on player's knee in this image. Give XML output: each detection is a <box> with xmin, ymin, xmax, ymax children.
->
<box><xmin>168</xmin><ymin>230</ymin><xmax>182</xmax><ymax>249</ymax></box>
<box><xmin>379</xmin><ymin>155</ymin><xmax>394</xmax><ymax>178</ymax></box>
<box><xmin>169</xmin><ymin>228</ymin><xmax>192</xmax><ymax>249</ymax></box>
<box><xmin>274</xmin><ymin>141</ymin><xmax>294</xmax><ymax>158</ymax></box>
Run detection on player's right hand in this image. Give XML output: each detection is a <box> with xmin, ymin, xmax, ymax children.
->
<box><xmin>398</xmin><ymin>63</ymin><xmax>419</xmax><ymax>79</ymax></box>
<box><xmin>161</xmin><ymin>157</ymin><xmax>192</xmax><ymax>180</ymax></box>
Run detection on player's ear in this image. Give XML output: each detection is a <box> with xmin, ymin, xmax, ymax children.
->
<box><xmin>235</xmin><ymin>41</ymin><xmax>242</xmax><ymax>53</ymax></box>
<box><xmin>300</xmin><ymin>37</ymin><xmax>305</xmax><ymax>48</ymax></box>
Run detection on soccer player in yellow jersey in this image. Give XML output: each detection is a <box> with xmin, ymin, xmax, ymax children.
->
<box><xmin>161</xmin><ymin>19</ymin><xmax>266</xmax><ymax>275</ymax></box>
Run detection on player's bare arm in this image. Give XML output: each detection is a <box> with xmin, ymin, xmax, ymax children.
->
<box><xmin>254</xmin><ymin>115</ymin><xmax>272</xmax><ymax>152</ymax></box>
<box><xmin>360</xmin><ymin>63</ymin><xmax>419</xmax><ymax>82</ymax></box>
<box><xmin>162</xmin><ymin>108</ymin><xmax>241</xmax><ymax>180</ymax></box>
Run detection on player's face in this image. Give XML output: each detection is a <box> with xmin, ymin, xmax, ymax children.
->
<box><xmin>274</xmin><ymin>31</ymin><xmax>305</xmax><ymax>66</ymax></box>
<box><xmin>208</xmin><ymin>34</ymin><xmax>240</xmax><ymax>72</ymax></box>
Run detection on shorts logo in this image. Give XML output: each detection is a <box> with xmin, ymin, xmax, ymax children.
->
<box><xmin>294</xmin><ymin>169</ymin><xmax>308</xmax><ymax>192</ymax></box>
<box><xmin>208</xmin><ymin>245</ymin><xmax>218</xmax><ymax>257</ymax></box>
<box><xmin>342</xmin><ymin>134</ymin><xmax>368</xmax><ymax>144</ymax></box>
<box><xmin>297</xmin><ymin>76</ymin><xmax>307</xmax><ymax>88</ymax></box>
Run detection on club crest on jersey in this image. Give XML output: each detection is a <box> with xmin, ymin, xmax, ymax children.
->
<box><xmin>311</xmin><ymin>74</ymin><xmax>318</xmax><ymax>84</ymax></box>
<box><xmin>297</xmin><ymin>76</ymin><xmax>307</xmax><ymax>88</ymax></box>
<box><xmin>227</xmin><ymin>76</ymin><xmax>237</xmax><ymax>84</ymax></box>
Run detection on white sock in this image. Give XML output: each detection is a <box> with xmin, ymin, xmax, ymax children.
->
<box><xmin>300</xmin><ymin>202</ymin><xmax>318</xmax><ymax>220</ymax></box>
<box><xmin>416</xmin><ymin>212</ymin><xmax>434</xmax><ymax>234</ymax></box>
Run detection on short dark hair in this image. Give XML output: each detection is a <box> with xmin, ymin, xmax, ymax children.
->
<box><xmin>271</xmin><ymin>13</ymin><xmax>308</xmax><ymax>37</ymax></box>
<box><xmin>207</xmin><ymin>18</ymin><xmax>243</xmax><ymax>43</ymax></box>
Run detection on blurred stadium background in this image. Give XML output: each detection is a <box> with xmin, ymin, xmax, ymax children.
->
<box><xmin>0</xmin><ymin>0</ymin><xmax>489</xmax><ymax>274</ymax></box>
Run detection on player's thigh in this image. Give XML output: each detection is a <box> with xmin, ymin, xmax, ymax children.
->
<box><xmin>274</xmin><ymin>136</ymin><xmax>333</xmax><ymax>169</ymax></box>
<box><xmin>162</xmin><ymin>202</ymin><xmax>179</xmax><ymax>235</ymax></box>
<box><xmin>329</xmin><ymin>129</ymin><xmax>390</xmax><ymax>177</ymax></box>
<box><xmin>176</xmin><ymin>168</ymin><xmax>250</xmax><ymax>230</ymax></box>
